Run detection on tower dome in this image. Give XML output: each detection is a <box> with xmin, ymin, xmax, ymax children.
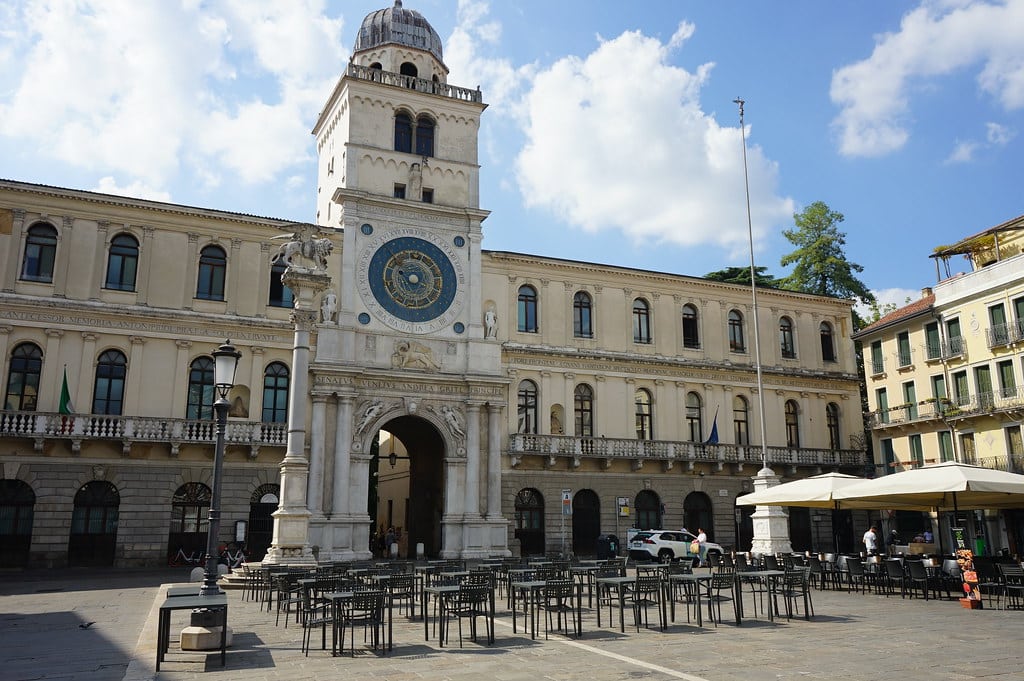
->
<box><xmin>354</xmin><ymin>1</ymin><xmax>444</xmax><ymax>65</ymax></box>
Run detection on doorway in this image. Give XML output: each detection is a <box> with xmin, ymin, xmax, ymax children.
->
<box><xmin>68</xmin><ymin>481</ymin><xmax>119</xmax><ymax>567</ymax></box>
<box><xmin>571</xmin><ymin>489</ymin><xmax>600</xmax><ymax>556</ymax></box>
<box><xmin>246</xmin><ymin>484</ymin><xmax>279</xmax><ymax>561</ymax></box>
<box><xmin>0</xmin><ymin>479</ymin><xmax>35</xmax><ymax>567</ymax></box>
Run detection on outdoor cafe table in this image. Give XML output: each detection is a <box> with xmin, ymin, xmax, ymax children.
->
<box><xmin>666</xmin><ymin>572</ymin><xmax>714</xmax><ymax>627</ymax></box>
<box><xmin>325</xmin><ymin>590</ymin><xmax>392</xmax><ymax>654</ymax></box>
<box><xmin>510</xmin><ymin>580</ymin><xmax>547</xmax><ymax>639</ymax></box>
<box><xmin>570</xmin><ymin>565</ymin><xmax>602</xmax><ymax>608</ymax></box>
<box><xmin>735</xmin><ymin>569</ymin><xmax>786</xmax><ymax>622</ymax></box>
<box><xmin>596</xmin><ymin>575</ymin><xmax>664</xmax><ymax>633</ymax></box>
<box><xmin>156</xmin><ymin>594</ymin><xmax>227</xmax><ymax>671</ymax></box>
<box><xmin>421</xmin><ymin>584</ymin><xmax>459</xmax><ymax>643</ymax></box>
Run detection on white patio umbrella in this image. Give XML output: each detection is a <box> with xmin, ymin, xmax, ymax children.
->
<box><xmin>832</xmin><ymin>461</ymin><xmax>1024</xmax><ymax>512</ymax></box>
<box><xmin>735</xmin><ymin>472</ymin><xmax>889</xmax><ymax>510</ymax></box>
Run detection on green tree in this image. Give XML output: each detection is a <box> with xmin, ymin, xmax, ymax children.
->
<box><xmin>704</xmin><ymin>266</ymin><xmax>780</xmax><ymax>288</ymax></box>
<box><xmin>779</xmin><ymin>201</ymin><xmax>875</xmax><ymax>307</ymax></box>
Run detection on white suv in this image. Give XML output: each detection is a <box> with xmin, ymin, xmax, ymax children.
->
<box><xmin>628</xmin><ymin>529</ymin><xmax>724</xmax><ymax>566</ymax></box>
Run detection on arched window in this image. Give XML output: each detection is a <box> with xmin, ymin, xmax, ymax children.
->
<box><xmin>104</xmin><ymin>233</ymin><xmax>139</xmax><ymax>291</ymax></box>
<box><xmin>394</xmin><ymin>112</ymin><xmax>413</xmax><ymax>153</ymax></box>
<box><xmin>728</xmin><ymin>310</ymin><xmax>745</xmax><ymax>353</ymax></box>
<box><xmin>415</xmin><ymin>115</ymin><xmax>435</xmax><ymax>157</ymax></box>
<box><xmin>820</xmin><ymin>322</ymin><xmax>836</xmax><ymax>362</ymax></box>
<box><xmin>21</xmin><ymin>222</ymin><xmax>58</xmax><ymax>282</ymax></box>
<box><xmin>682</xmin><ymin>304</ymin><xmax>700</xmax><ymax>349</ymax></box>
<box><xmin>514</xmin><ymin>488</ymin><xmax>545</xmax><ymax>555</ymax></box>
<box><xmin>517</xmin><ymin>285</ymin><xmax>538</xmax><ymax>333</ymax></box>
<box><xmin>0</xmin><ymin>479</ymin><xmax>35</xmax><ymax>568</ymax></box>
<box><xmin>268</xmin><ymin>260</ymin><xmax>294</xmax><ymax>308</ymax></box>
<box><xmin>517</xmin><ymin>380</ymin><xmax>538</xmax><ymax>434</ymax></box>
<box><xmin>632</xmin><ymin>298</ymin><xmax>652</xmax><ymax>344</ymax></box>
<box><xmin>186</xmin><ymin>357</ymin><xmax>215</xmax><ymax>420</ymax></box>
<box><xmin>196</xmin><ymin>245</ymin><xmax>226</xmax><ymax>301</ymax></box>
<box><xmin>4</xmin><ymin>342</ymin><xmax>42</xmax><ymax>411</ymax></box>
<box><xmin>779</xmin><ymin>316</ymin><xmax>796</xmax><ymax>359</ymax></box>
<box><xmin>574</xmin><ymin>384</ymin><xmax>594</xmax><ymax>437</ymax></box>
<box><xmin>827</xmin><ymin>402</ymin><xmax>841</xmax><ymax>450</ymax></box>
<box><xmin>733</xmin><ymin>395</ymin><xmax>750</xmax><ymax>445</ymax></box>
<box><xmin>399</xmin><ymin>62</ymin><xmax>418</xmax><ymax>79</ymax></box>
<box><xmin>785</xmin><ymin>400</ymin><xmax>800</xmax><ymax>448</ymax></box>
<box><xmin>686</xmin><ymin>392</ymin><xmax>703</xmax><ymax>442</ymax></box>
<box><xmin>634</xmin><ymin>490</ymin><xmax>661</xmax><ymax>530</ymax></box>
<box><xmin>92</xmin><ymin>349</ymin><xmax>127</xmax><ymax>415</ymax></box>
<box><xmin>262</xmin><ymin>362</ymin><xmax>289</xmax><ymax>423</ymax></box>
<box><xmin>573</xmin><ymin>291</ymin><xmax>593</xmax><ymax>338</ymax></box>
<box><xmin>68</xmin><ymin>481</ymin><xmax>119</xmax><ymax>567</ymax></box>
<box><xmin>168</xmin><ymin>482</ymin><xmax>211</xmax><ymax>562</ymax></box>
<box><xmin>683</xmin><ymin>492</ymin><xmax>714</xmax><ymax>539</ymax></box>
<box><xmin>635</xmin><ymin>388</ymin><xmax>653</xmax><ymax>440</ymax></box>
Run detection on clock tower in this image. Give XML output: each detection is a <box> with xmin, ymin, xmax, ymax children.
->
<box><xmin>307</xmin><ymin>1</ymin><xmax>508</xmax><ymax>560</ymax></box>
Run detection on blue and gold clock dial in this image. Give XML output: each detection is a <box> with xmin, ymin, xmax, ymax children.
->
<box><xmin>368</xmin><ymin>236</ymin><xmax>457</xmax><ymax>323</ymax></box>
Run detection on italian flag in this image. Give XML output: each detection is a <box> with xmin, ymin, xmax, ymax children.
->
<box><xmin>59</xmin><ymin>367</ymin><xmax>75</xmax><ymax>415</ymax></box>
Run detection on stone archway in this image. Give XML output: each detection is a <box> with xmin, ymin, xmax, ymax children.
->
<box><xmin>372</xmin><ymin>414</ymin><xmax>446</xmax><ymax>558</ymax></box>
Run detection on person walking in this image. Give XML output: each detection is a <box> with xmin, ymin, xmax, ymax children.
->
<box><xmin>696</xmin><ymin>528</ymin><xmax>708</xmax><ymax>566</ymax></box>
<box><xmin>863</xmin><ymin>525</ymin><xmax>879</xmax><ymax>556</ymax></box>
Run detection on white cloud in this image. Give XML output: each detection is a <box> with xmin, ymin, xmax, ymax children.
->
<box><xmin>831</xmin><ymin>0</ymin><xmax>1024</xmax><ymax>157</ymax></box>
<box><xmin>93</xmin><ymin>177</ymin><xmax>172</xmax><ymax>203</ymax></box>
<box><xmin>854</xmin><ymin>287</ymin><xmax>921</xmax><ymax>320</ymax></box>
<box><xmin>945</xmin><ymin>140</ymin><xmax>978</xmax><ymax>163</ymax></box>
<box><xmin>987</xmin><ymin>121</ymin><xmax>1016</xmax><ymax>144</ymax></box>
<box><xmin>0</xmin><ymin>0</ymin><xmax>345</xmax><ymax>194</ymax></box>
<box><xmin>513</xmin><ymin>28</ymin><xmax>794</xmax><ymax>252</ymax></box>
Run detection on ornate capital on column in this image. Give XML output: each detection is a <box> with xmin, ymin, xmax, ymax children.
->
<box><xmin>290</xmin><ymin>309</ymin><xmax>319</xmax><ymax>332</ymax></box>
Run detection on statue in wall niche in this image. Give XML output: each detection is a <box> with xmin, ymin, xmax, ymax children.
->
<box><xmin>409</xmin><ymin>162</ymin><xmax>423</xmax><ymax>200</ymax></box>
<box><xmin>320</xmin><ymin>290</ymin><xmax>337</xmax><ymax>323</ymax></box>
<box><xmin>270</xmin><ymin>223</ymin><xmax>333</xmax><ymax>273</ymax></box>
<box><xmin>391</xmin><ymin>340</ymin><xmax>441</xmax><ymax>371</ymax></box>
<box><xmin>484</xmin><ymin>307</ymin><xmax>498</xmax><ymax>339</ymax></box>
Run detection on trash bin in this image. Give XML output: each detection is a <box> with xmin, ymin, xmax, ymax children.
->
<box><xmin>596</xmin><ymin>534</ymin><xmax>620</xmax><ymax>559</ymax></box>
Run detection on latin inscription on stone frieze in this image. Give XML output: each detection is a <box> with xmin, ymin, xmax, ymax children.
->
<box><xmin>506</xmin><ymin>355</ymin><xmax>851</xmax><ymax>391</ymax></box>
<box><xmin>0</xmin><ymin>310</ymin><xmax>287</xmax><ymax>343</ymax></box>
<box><xmin>314</xmin><ymin>375</ymin><xmax>503</xmax><ymax>397</ymax></box>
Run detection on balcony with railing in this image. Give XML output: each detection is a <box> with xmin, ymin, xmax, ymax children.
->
<box><xmin>0</xmin><ymin>410</ymin><xmax>287</xmax><ymax>458</ymax></box>
<box><xmin>347</xmin><ymin>63</ymin><xmax>483</xmax><ymax>103</ymax></box>
<box><xmin>870</xmin><ymin>358</ymin><xmax>885</xmax><ymax>376</ymax></box>
<box><xmin>508</xmin><ymin>433</ymin><xmax>865</xmax><ymax>474</ymax></box>
<box><xmin>987</xmin><ymin>322</ymin><xmax>1024</xmax><ymax>349</ymax></box>
<box><xmin>870</xmin><ymin>385</ymin><xmax>1024</xmax><ymax>428</ymax></box>
<box><xmin>942</xmin><ymin>336</ymin><xmax>965</xmax><ymax>359</ymax></box>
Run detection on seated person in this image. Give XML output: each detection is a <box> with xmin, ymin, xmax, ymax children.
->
<box><xmin>913</xmin><ymin>534</ymin><xmax>926</xmax><ymax>543</ymax></box>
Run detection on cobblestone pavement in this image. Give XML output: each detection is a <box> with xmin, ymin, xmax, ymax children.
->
<box><xmin>3</xmin><ymin>567</ymin><xmax>1024</xmax><ymax>681</ymax></box>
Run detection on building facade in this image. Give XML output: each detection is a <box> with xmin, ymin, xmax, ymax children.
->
<box><xmin>855</xmin><ymin>215</ymin><xmax>1024</xmax><ymax>552</ymax></box>
<box><xmin>0</xmin><ymin>2</ymin><xmax>864</xmax><ymax>568</ymax></box>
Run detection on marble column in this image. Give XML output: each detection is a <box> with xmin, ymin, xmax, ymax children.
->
<box><xmin>264</xmin><ymin>268</ymin><xmax>328</xmax><ymax>566</ymax></box>
<box><xmin>307</xmin><ymin>394</ymin><xmax>328</xmax><ymax>516</ymax></box>
<box><xmin>486</xmin><ymin>404</ymin><xmax>502</xmax><ymax>519</ymax></box>
<box><xmin>332</xmin><ymin>395</ymin><xmax>353</xmax><ymax>516</ymax></box>
<box><xmin>465</xmin><ymin>403</ymin><xmax>481</xmax><ymax>517</ymax></box>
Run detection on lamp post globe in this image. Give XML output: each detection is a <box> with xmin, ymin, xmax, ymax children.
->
<box><xmin>201</xmin><ymin>340</ymin><xmax>241</xmax><ymax>597</ymax></box>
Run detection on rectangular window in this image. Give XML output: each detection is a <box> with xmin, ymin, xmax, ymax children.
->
<box><xmin>1007</xmin><ymin>425</ymin><xmax>1024</xmax><ymax>472</ymax></box>
<box><xmin>932</xmin><ymin>374</ymin><xmax>947</xmax><ymax>415</ymax></box>
<box><xmin>925</xmin><ymin>322</ymin><xmax>941</xmax><ymax>360</ymax></box>
<box><xmin>421</xmin><ymin>188</ymin><xmax>434</xmax><ymax>204</ymax></box>
<box><xmin>998</xmin><ymin>359</ymin><xmax>1016</xmax><ymax>399</ymax></box>
<box><xmin>902</xmin><ymin>381</ymin><xmax>917</xmax><ymax>421</ymax></box>
<box><xmin>953</xmin><ymin>370</ymin><xmax>969</xmax><ymax>406</ymax></box>
<box><xmin>961</xmin><ymin>432</ymin><xmax>976</xmax><ymax>465</ymax></box>
<box><xmin>975</xmin><ymin>365</ymin><xmax>993</xmax><ymax>410</ymax></box>
<box><xmin>938</xmin><ymin>431</ymin><xmax>954</xmax><ymax>462</ymax></box>
<box><xmin>876</xmin><ymin>387</ymin><xmax>889</xmax><ymax>424</ymax></box>
<box><xmin>989</xmin><ymin>303</ymin><xmax>1009</xmax><ymax>347</ymax></box>
<box><xmin>1015</xmin><ymin>296</ymin><xmax>1024</xmax><ymax>342</ymax></box>
<box><xmin>871</xmin><ymin>340</ymin><xmax>884</xmax><ymax>375</ymax></box>
<box><xmin>945</xmin><ymin>318</ymin><xmax>963</xmax><ymax>357</ymax></box>
<box><xmin>896</xmin><ymin>331</ymin><xmax>912</xmax><ymax>367</ymax></box>
<box><xmin>393</xmin><ymin>184</ymin><xmax>406</xmax><ymax>199</ymax></box>
<box><xmin>881</xmin><ymin>438</ymin><xmax>896</xmax><ymax>473</ymax></box>
<box><xmin>909</xmin><ymin>434</ymin><xmax>924</xmax><ymax>466</ymax></box>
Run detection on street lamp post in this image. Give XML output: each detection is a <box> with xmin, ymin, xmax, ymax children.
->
<box><xmin>200</xmin><ymin>340</ymin><xmax>242</xmax><ymax>597</ymax></box>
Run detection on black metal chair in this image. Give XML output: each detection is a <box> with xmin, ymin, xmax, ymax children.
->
<box><xmin>906</xmin><ymin>559</ymin><xmax>942</xmax><ymax>600</ymax></box>
<box><xmin>443</xmin><ymin>582</ymin><xmax>493</xmax><ymax>647</ymax></box>
<box><xmin>705</xmin><ymin>570</ymin><xmax>737</xmax><ymax>627</ymax></box>
<box><xmin>844</xmin><ymin>557</ymin><xmax>869</xmax><ymax>594</ymax></box>
<box><xmin>386</xmin><ymin>572</ymin><xmax>417</xmax><ymax>619</ymax></box>
<box><xmin>541</xmin><ymin>578</ymin><xmax>580</xmax><ymax>638</ymax></box>
<box><xmin>806</xmin><ymin>555</ymin><xmax>827</xmax><ymax>590</ymax></box>
<box><xmin>998</xmin><ymin>563</ymin><xmax>1024</xmax><ymax>610</ymax></box>
<box><xmin>335</xmin><ymin>589</ymin><xmax>387</xmax><ymax>656</ymax></box>
<box><xmin>780</xmin><ymin>567</ymin><xmax>814</xmax><ymax>620</ymax></box>
<box><xmin>299</xmin><ymin>583</ymin><xmax>332</xmax><ymax>656</ymax></box>
<box><xmin>625</xmin><ymin>574</ymin><xmax>665</xmax><ymax>631</ymax></box>
<box><xmin>881</xmin><ymin>559</ymin><xmax>908</xmax><ymax>598</ymax></box>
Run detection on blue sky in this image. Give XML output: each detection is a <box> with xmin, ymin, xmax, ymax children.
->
<box><xmin>2</xmin><ymin>1</ymin><xmax>1022</xmax><ymax>312</ymax></box>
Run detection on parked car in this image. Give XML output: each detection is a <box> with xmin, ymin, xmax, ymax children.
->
<box><xmin>627</xmin><ymin>529</ymin><xmax>724</xmax><ymax>566</ymax></box>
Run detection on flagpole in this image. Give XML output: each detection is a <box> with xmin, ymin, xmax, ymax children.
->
<box><xmin>734</xmin><ymin>98</ymin><xmax>770</xmax><ymax>475</ymax></box>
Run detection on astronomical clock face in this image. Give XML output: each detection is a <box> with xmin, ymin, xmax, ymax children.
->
<box><xmin>357</xmin><ymin>230</ymin><xmax>466</xmax><ymax>334</ymax></box>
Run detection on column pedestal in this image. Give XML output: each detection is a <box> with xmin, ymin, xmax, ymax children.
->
<box><xmin>749</xmin><ymin>467</ymin><xmax>794</xmax><ymax>556</ymax></box>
